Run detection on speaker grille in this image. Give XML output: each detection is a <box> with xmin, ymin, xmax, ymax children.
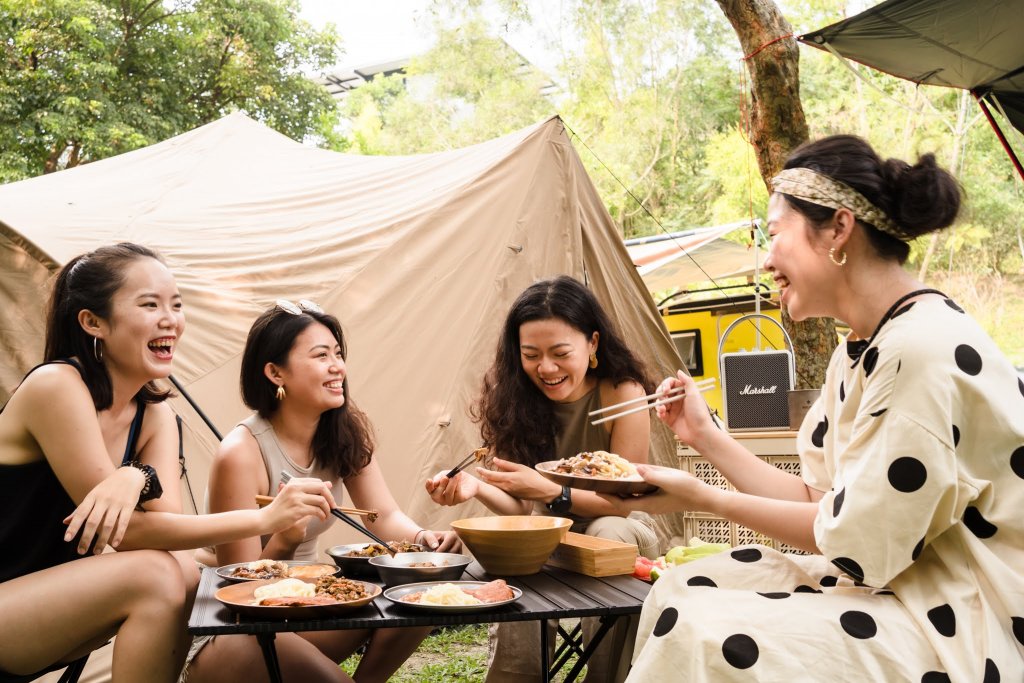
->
<box><xmin>721</xmin><ymin>351</ymin><xmax>793</xmax><ymax>431</ymax></box>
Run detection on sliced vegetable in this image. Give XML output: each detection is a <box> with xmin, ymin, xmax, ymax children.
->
<box><xmin>664</xmin><ymin>537</ymin><xmax>731</xmax><ymax>566</ymax></box>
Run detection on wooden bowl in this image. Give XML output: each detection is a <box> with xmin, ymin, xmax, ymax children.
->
<box><xmin>450</xmin><ymin>515</ymin><xmax>572</xmax><ymax>576</ymax></box>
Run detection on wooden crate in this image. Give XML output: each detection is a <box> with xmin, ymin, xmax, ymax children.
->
<box><xmin>677</xmin><ymin>450</ymin><xmax>808</xmax><ymax>555</ymax></box>
<box><xmin>547</xmin><ymin>532</ymin><xmax>638</xmax><ymax>576</ymax></box>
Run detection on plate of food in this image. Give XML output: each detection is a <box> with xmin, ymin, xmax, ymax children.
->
<box><xmin>383</xmin><ymin>580</ymin><xmax>522</xmax><ymax>613</ymax></box>
<box><xmin>215</xmin><ymin>576</ymin><xmax>381</xmax><ymax>620</ymax></box>
<box><xmin>535</xmin><ymin>451</ymin><xmax>657</xmax><ymax>495</ymax></box>
<box><xmin>215</xmin><ymin>559</ymin><xmax>341</xmax><ymax>582</ymax></box>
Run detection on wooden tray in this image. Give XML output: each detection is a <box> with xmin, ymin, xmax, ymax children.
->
<box><xmin>547</xmin><ymin>532</ymin><xmax>637</xmax><ymax>577</ymax></box>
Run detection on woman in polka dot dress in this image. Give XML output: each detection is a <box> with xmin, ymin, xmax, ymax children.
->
<box><xmin>605</xmin><ymin>135</ymin><xmax>1024</xmax><ymax>682</ymax></box>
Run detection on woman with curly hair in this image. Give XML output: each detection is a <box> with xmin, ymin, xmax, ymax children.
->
<box><xmin>427</xmin><ymin>275</ymin><xmax>659</xmax><ymax>682</ymax></box>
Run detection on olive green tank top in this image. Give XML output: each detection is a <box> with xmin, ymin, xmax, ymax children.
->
<box><xmin>552</xmin><ymin>385</ymin><xmax>611</xmax><ymax>459</ymax></box>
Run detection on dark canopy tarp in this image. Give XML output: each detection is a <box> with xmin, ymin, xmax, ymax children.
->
<box><xmin>798</xmin><ymin>0</ymin><xmax>1024</xmax><ymax>140</ymax></box>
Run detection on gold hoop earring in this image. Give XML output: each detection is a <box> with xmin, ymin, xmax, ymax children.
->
<box><xmin>93</xmin><ymin>337</ymin><xmax>103</xmax><ymax>363</ymax></box>
<box><xmin>829</xmin><ymin>247</ymin><xmax>848</xmax><ymax>267</ymax></box>
<box><xmin>589</xmin><ymin>352</ymin><xmax>598</xmax><ymax>369</ymax></box>
<box><xmin>275</xmin><ymin>385</ymin><xmax>286</xmax><ymax>401</ymax></box>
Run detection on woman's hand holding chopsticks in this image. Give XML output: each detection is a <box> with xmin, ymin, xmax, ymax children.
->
<box><xmin>261</xmin><ymin>477</ymin><xmax>337</xmax><ymax>535</ymax></box>
<box><xmin>653</xmin><ymin>371</ymin><xmax>718</xmax><ymax>447</ymax></box>
<box><xmin>425</xmin><ymin>469</ymin><xmax>480</xmax><ymax>507</ymax></box>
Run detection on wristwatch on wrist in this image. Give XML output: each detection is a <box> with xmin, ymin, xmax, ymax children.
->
<box><xmin>546</xmin><ymin>485</ymin><xmax>572</xmax><ymax>515</ymax></box>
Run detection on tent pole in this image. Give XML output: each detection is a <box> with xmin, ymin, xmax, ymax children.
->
<box><xmin>168</xmin><ymin>374</ymin><xmax>224</xmax><ymax>442</ymax></box>
<box><xmin>973</xmin><ymin>90</ymin><xmax>1024</xmax><ymax>182</ymax></box>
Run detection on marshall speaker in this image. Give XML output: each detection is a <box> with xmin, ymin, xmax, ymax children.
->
<box><xmin>718</xmin><ymin>314</ymin><xmax>795</xmax><ymax>432</ymax></box>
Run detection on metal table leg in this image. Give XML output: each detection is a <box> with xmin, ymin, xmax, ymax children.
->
<box><xmin>557</xmin><ymin>615</ymin><xmax>618</xmax><ymax>683</ymax></box>
<box><xmin>256</xmin><ymin>632</ymin><xmax>283</xmax><ymax>683</ymax></box>
<box><xmin>539</xmin><ymin>618</ymin><xmax>552</xmax><ymax>683</ymax></box>
<box><xmin>552</xmin><ymin>622</ymin><xmax>585</xmax><ymax>673</ymax></box>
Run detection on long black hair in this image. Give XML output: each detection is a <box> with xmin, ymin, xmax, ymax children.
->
<box><xmin>240</xmin><ymin>306</ymin><xmax>373</xmax><ymax>479</ymax></box>
<box><xmin>475</xmin><ymin>275</ymin><xmax>654</xmax><ymax>467</ymax></box>
<box><xmin>44</xmin><ymin>243</ymin><xmax>172</xmax><ymax>410</ymax></box>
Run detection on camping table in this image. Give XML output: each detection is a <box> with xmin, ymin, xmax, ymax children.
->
<box><xmin>189</xmin><ymin>562</ymin><xmax>651</xmax><ymax>683</ymax></box>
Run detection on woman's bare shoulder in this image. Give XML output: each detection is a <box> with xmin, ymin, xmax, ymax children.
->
<box><xmin>599</xmin><ymin>377</ymin><xmax>645</xmax><ymax>402</ymax></box>
<box><xmin>5</xmin><ymin>363</ymin><xmax>93</xmax><ymax>420</ymax></box>
<box><xmin>215</xmin><ymin>424</ymin><xmax>262</xmax><ymax>464</ymax></box>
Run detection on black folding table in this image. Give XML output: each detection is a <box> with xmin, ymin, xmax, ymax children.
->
<box><xmin>188</xmin><ymin>562</ymin><xmax>651</xmax><ymax>682</ymax></box>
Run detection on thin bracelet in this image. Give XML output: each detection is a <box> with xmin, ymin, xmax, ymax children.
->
<box><xmin>413</xmin><ymin>529</ymin><xmax>428</xmax><ymax>544</ymax></box>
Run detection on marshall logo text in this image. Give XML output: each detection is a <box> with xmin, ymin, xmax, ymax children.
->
<box><xmin>740</xmin><ymin>384</ymin><xmax>777</xmax><ymax>395</ymax></box>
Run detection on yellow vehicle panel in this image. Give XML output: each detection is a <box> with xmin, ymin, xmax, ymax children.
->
<box><xmin>660</xmin><ymin>294</ymin><xmax>783</xmax><ymax>414</ymax></box>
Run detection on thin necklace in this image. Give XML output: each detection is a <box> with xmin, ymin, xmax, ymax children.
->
<box><xmin>850</xmin><ymin>288</ymin><xmax>945</xmax><ymax>368</ymax></box>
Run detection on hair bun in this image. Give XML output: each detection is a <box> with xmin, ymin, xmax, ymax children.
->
<box><xmin>883</xmin><ymin>153</ymin><xmax>960</xmax><ymax>237</ymax></box>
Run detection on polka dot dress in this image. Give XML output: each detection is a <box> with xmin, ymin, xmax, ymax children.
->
<box><xmin>628</xmin><ymin>297</ymin><xmax>1024</xmax><ymax>682</ymax></box>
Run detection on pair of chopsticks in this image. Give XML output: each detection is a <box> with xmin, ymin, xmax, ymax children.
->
<box><xmin>445</xmin><ymin>447</ymin><xmax>488</xmax><ymax>479</ymax></box>
<box><xmin>254</xmin><ymin>495</ymin><xmax>380</xmax><ymax>523</ymax></box>
<box><xmin>279</xmin><ymin>471</ymin><xmax>395</xmax><ymax>556</ymax></box>
<box><xmin>589</xmin><ymin>376</ymin><xmax>717</xmax><ymax>426</ymax></box>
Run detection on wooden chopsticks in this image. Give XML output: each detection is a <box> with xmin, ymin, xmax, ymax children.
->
<box><xmin>254</xmin><ymin>495</ymin><xmax>379</xmax><ymax>522</ymax></box>
<box><xmin>445</xmin><ymin>447</ymin><xmax>488</xmax><ymax>479</ymax></box>
<box><xmin>589</xmin><ymin>377</ymin><xmax>717</xmax><ymax>426</ymax></box>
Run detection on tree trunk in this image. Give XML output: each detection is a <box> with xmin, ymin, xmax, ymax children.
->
<box><xmin>716</xmin><ymin>0</ymin><xmax>836</xmax><ymax>389</ymax></box>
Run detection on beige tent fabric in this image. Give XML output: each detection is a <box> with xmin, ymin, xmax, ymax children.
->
<box><xmin>0</xmin><ymin>111</ymin><xmax>685</xmax><ymax>572</ymax></box>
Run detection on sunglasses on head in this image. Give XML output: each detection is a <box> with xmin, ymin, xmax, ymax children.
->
<box><xmin>275</xmin><ymin>299</ymin><xmax>323</xmax><ymax>315</ymax></box>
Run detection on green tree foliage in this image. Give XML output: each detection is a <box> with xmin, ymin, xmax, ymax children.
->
<box><xmin>345</xmin><ymin>1</ymin><xmax>743</xmax><ymax>239</ymax></box>
<box><xmin>341</xmin><ymin>18</ymin><xmax>551</xmax><ymax>155</ymax></box>
<box><xmin>370</xmin><ymin>0</ymin><xmax>1018</xmax><ymax>279</ymax></box>
<box><xmin>0</xmin><ymin>0</ymin><xmax>341</xmax><ymax>181</ymax></box>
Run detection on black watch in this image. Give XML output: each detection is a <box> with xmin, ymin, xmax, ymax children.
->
<box><xmin>546</xmin><ymin>485</ymin><xmax>572</xmax><ymax>515</ymax></box>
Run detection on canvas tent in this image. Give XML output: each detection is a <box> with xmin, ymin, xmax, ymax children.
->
<box><xmin>799</xmin><ymin>0</ymin><xmax>1024</xmax><ymax>177</ymax></box>
<box><xmin>0</xmin><ymin>113</ymin><xmax>684</xmax><ymax>551</ymax></box>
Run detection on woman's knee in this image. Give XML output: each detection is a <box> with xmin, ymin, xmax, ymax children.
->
<box><xmin>585</xmin><ymin>516</ymin><xmax>659</xmax><ymax>558</ymax></box>
<box><xmin>117</xmin><ymin>550</ymin><xmax>188</xmax><ymax>608</ymax></box>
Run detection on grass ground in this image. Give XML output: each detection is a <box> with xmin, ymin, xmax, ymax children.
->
<box><xmin>931</xmin><ymin>272</ymin><xmax>1024</xmax><ymax>368</ymax></box>
<box><xmin>340</xmin><ymin>623</ymin><xmax>585</xmax><ymax>682</ymax></box>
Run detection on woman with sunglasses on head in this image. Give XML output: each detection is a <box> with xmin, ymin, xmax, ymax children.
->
<box><xmin>605</xmin><ymin>136</ymin><xmax>1023</xmax><ymax>681</ymax></box>
<box><xmin>425</xmin><ymin>275</ymin><xmax>659</xmax><ymax>683</ymax></box>
<box><xmin>185</xmin><ymin>300</ymin><xmax>458</xmax><ymax>683</ymax></box>
<box><xmin>0</xmin><ymin>244</ymin><xmax>336</xmax><ymax>683</ymax></box>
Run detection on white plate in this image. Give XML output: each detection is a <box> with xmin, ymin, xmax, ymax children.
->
<box><xmin>215</xmin><ymin>561</ymin><xmax>341</xmax><ymax>582</ymax></box>
<box><xmin>384</xmin><ymin>580</ymin><xmax>522</xmax><ymax>613</ymax></box>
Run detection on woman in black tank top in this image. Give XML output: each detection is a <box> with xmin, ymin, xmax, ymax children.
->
<box><xmin>0</xmin><ymin>244</ymin><xmax>337</xmax><ymax>683</ymax></box>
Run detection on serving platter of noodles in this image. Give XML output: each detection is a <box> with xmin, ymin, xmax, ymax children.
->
<box><xmin>215</xmin><ymin>576</ymin><xmax>381</xmax><ymax>619</ymax></box>
<box><xmin>215</xmin><ymin>559</ymin><xmax>341</xmax><ymax>582</ymax></box>
<box><xmin>535</xmin><ymin>450</ymin><xmax>657</xmax><ymax>495</ymax></box>
<box><xmin>383</xmin><ymin>580</ymin><xmax>521</xmax><ymax>613</ymax></box>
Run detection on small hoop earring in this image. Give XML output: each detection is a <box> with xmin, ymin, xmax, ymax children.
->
<box><xmin>829</xmin><ymin>247</ymin><xmax>848</xmax><ymax>267</ymax></box>
<box><xmin>93</xmin><ymin>337</ymin><xmax>103</xmax><ymax>363</ymax></box>
<box><xmin>589</xmin><ymin>352</ymin><xmax>598</xmax><ymax>369</ymax></box>
<box><xmin>275</xmin><ymin>385</ymin><xmax>286</xmax><ymax>401</ymax></box>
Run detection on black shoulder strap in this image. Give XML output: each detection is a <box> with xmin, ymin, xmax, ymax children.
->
<box><xmin>121</xmin><ymin>400</ymin><xmax>146</xmax><ymax>466</ymax></box>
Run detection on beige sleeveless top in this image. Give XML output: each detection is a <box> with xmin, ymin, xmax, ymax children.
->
<box><xmin>203</xmin><ymin>413</ymin><xmax>339</xmax><ymax>563</ymax></box>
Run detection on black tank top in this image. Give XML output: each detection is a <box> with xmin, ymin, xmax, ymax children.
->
<box><xmin>0</xmin><ymin>360</ymin><xmax>145</xmax><ymax>582</ymax></box>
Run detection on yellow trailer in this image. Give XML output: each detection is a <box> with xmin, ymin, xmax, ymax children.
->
<box><xmin>658</xmin><ymin>292</ymin><xmax>783</xmax><ymax>415</ymax></box>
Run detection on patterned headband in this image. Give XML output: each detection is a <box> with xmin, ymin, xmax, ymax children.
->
<box><xmin>771</xmin><ymin>167</ymin><xmax>911</xmax><ymax>241</ymax></box>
